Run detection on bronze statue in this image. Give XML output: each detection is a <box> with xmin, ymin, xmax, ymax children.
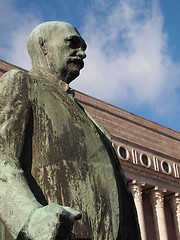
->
<box><xmin>0</xmin><ymin>21</ymin><xmax>141</xmax><ymax>240</ymax></box>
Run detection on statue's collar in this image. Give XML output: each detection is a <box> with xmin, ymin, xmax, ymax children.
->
<box><xmin>59</xmin><ymin>80</ymin><xmax>75</xmax><ymax>97</ymax></box>
<box><xmin>59</xmin><ymin>80</ymin><xmax>69</xmax><ymax>92</ymax></box>
<box><xmin>29</xmin><ymin>70</ymin><xmax>75</xmax><ymax>97</ymax></box>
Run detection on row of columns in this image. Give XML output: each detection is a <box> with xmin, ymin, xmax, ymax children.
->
<box><xmin>129</xmin><ymin>180</ymin><xmax>180</xmax><ymax>240</ymax></box>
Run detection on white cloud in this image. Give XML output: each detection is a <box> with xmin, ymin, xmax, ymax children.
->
<box><xmin>72</xmin><ymin>0</ymin><xmax>180</xmax><ymax>115</ymax></box>
<box><xmin>1</xmin><ymin>0</ymin><xmax>180</xmax><ymax>122</ymax></box>
<box><xmin>0</xmin><ymin>0</ymin><xmax>41</xmax><ymax>69</ymax></box>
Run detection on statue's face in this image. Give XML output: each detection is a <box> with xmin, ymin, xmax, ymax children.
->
<box><xmin>47</xmin><ymin>24</ymin><xmax>87</xmax><ymax>83</ymax></box>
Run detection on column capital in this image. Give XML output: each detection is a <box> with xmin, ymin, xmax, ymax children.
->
<box><xmin>129</xmin><ymin>180</ymin><xmax>145</xmax><ymax>202</ymax></box>
<box><xmin>148</xmin><ymin>186</ymin><xmax>166</xmax><ymax>208</ymax></box>
<box><xmin>169</xmin><ymin>192</ymin><xmax>180</xmax><ymax>211</ymax></box>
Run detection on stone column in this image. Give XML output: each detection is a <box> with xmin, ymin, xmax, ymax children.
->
<box><xmin>170</xmin><ymin>193</ymin><xmax>180</xmax><ymax>240</ymax></box>
<box><xmin>149</xmin><ymin>187</ymin><xmax>168</xmax><ymax>240</ymax></box>
<box><xmin>129</xmin><ymin>180</ymin><xmax>147</xmax><ymax>240</ymax></box>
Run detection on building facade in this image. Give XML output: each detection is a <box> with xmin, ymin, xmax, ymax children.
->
<box><xmin>0</xmin><ymin>60</ymin><xmax>179</xmax><ymax>240</ymax></box>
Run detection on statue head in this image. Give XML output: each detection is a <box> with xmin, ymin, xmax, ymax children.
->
<box><xmin>27</xmin><ymin>21</ymin><xmax>87</xmax><ymax>84</ymax></box>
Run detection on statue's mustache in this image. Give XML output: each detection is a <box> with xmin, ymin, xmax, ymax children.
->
<box><xmin>68</xmin><ymin>57</ymin><xmax>84</xmax><ymax>69</ymax></box>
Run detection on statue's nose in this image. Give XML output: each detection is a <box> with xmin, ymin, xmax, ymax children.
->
<box><xmin>77</xmin><ymin>49</ymin><xmax>86</xmax><ymax>59</ymax></box>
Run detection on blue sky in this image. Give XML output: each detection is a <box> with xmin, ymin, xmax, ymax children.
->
<box><xmin>0</xmin><ymin>0</ymin><xmax>180</xmax><ymax>132</ymax></box>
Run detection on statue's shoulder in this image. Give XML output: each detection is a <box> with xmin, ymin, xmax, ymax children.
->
<box><xmin>0</xmin><ymin>69</ymin><xmax>30</xmax><ymax>83</ymax></box>
<box><xmin>0</xmin><ymin>69</ymin><xmax>30</xmax><ymax>95</ymax></box>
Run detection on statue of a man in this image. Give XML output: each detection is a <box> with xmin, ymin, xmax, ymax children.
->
<box><xmin>0</xmin><ymin>21</ymin><xmax>141</xmax><ymax>239</ymax></box>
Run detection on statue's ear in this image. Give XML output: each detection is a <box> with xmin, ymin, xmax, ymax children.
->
<box><xmin>38</xmin><ymin>37</ymin><xmax>47</xmax><ymax>55</ymax></box>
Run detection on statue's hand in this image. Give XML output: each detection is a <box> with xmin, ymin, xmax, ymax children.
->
<box><xmin>19</xmin><ymin>203</ymin><xmax>81</xmax><ymax>240</ymax></box>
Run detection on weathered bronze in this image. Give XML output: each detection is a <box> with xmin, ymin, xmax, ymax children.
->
<box><xmin>0</xmin><ymin>21</ymin><xmax>141</xmax><ymax>239</ymax></box>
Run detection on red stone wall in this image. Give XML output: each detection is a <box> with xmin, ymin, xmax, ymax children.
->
<box><xmin>0</xmin><ymin>60</ymin><xmax>22</xmax><ymax>77</ymax></box>
<box><xmin>75</xmin><ymin>91</ymin><xmax>180</xmax><ymax>161</ymax></box>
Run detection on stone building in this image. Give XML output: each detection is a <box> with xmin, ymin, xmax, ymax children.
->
<box><xmin>0</xmin><ymin>59</ymin><xmax>179</xmax><ymax>240</ymax></box>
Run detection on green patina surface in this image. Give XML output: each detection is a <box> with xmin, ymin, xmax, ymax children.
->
<box><xmin>0</xmin><ymin>21</ymin><xmax>141</xmax><ymax>240</ymax></box>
